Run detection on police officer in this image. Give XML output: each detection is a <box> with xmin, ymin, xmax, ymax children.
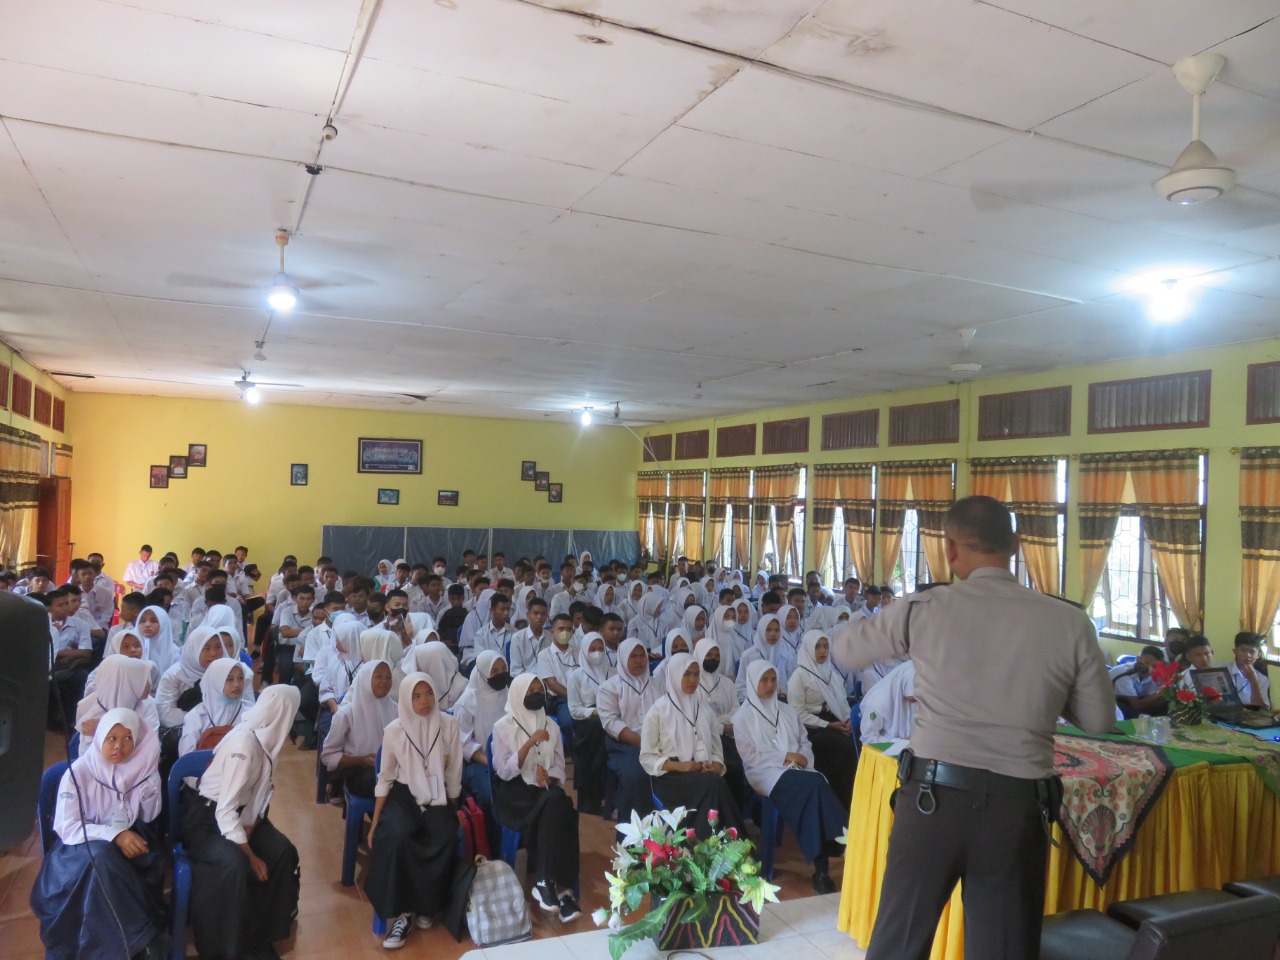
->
<box><xmin>831</xmin><ymin>496</ymin><xmax>1114</xmax><ymax>960</ymax></box>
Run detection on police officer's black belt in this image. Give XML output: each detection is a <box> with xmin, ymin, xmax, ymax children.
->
<box><xmin>902</xmin><ymin>755</ymin><xmax>1043</xmax><ymax>800</ymax></box>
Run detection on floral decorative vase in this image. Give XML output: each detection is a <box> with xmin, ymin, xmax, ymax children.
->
<box><xmin>655</xmin><ymin>893</ymin><xmax>760</xmax><ymax>951</ymax></box>
<box><xmin>1169</xmin><ymin>700</ymin><xmax>1207</xmax><ymax>726</ymax></box>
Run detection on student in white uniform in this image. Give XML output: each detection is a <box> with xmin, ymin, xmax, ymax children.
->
<box><xmin>452</xmin><ymin>650</ymin><xmax>511</xmax><ymax>814</ymax></box>
<box><xmin>321</xmin><ymin>660</ymin><xmax>396</xmax><ymax>800</ymax></box>
<box><xmin>736</xmin><ymin>614</ymin><xmax>796</xmax><ymax>703</ymax></box>
<box><xmin>734</xmin><ymin>661</ymin><xmax>846</xmax><ymax>894</ymax></box>
<box><xmin>536</xmin><ymin>615</ymin><xmax>580</xmax><ymax>758</ymax></box>
<box><xmin>509</xmin><ymin>597</ymin><xmax>550</xmax><ymax>676</ymax></box>
<box><xmin>75</xmin><ymin>654</ymin><xmax>159</xmax><ymax>740</ymax></box>
<box><xmin>566</xmin><ymin>631</ymin><xmax>615</xmax><ymax>815</ymax></box>
<box><xmin>401</xmin><ymin>640</ymin><xmax>466</xmax><ymax>711</ymax></box>
<box><xmin>1229</xmin><ymin>632</ymin><xmax>1273</xmax><ymax>710</ymax></box>
<box><xmin>627</xmin><ymin>592</ymin><xmax>667</xmax><ymax>659</ymax></box>
<box><xmin>597</xmin><ymin>639</ymin><xmax>661</xmax><ymax>829</ymax></box>
<box><xmin>859</xmin><ymin>659</ymin><xmax>918</xmax><ymax>744</ymax></box>
<box><xmin>787</xmin><ymin>630</ymin><xmax>857</xmax><ymax>805</ymax></box>
<box><xmin>179</xmin><ymin>657</ymin><xmax>253</xmax><ymax>756</ymax></box>
<box><xmin>155</xmin><ymin>627</ymin><xmax>239</xmax><ymax>735</ymax></box>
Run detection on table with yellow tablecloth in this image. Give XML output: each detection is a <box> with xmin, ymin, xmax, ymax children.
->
<box><xmin>837</xmin><ymin>728</ymin><xmax>1280</xmax><ymax>960</ymax></box>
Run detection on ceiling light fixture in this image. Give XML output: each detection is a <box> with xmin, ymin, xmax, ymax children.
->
<box><xmin>580</xmin><ymin>408</ymin><xmax>593</xmax><ymax>426</ymax></box>
<box><xmin>252</xmin><ymin>342</ymin><xmax>268</xmax><ymax>362</ymax></box>
<box><xmin>266</xmin><ymin>230</ymin><xmax>299</xmax><ymax>312</ymax></box>
<box><xmin>244</xmin><ymin>385</ymin><xmax>261</xmax><ymax>404</ymax></box>
<box><xmin>1148</xmin><ymin>280</ymin><xmax>1189</xmax><ymax>323</ymax></box>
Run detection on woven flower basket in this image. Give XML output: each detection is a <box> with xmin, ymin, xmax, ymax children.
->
<box><xmin>1169</xmin><ymin>699</ymin><xmax>1207</xmax><ymax>726</ymax></box>
<box><xmin>655</xmin><ymin>894</ymin><xmax>760</xmax><ymax>951</ymax></box>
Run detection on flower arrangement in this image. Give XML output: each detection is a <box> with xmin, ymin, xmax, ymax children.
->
<box><xmin>1149</xmin><ymin>660</ymin><xmax>1221</xmax><ymax>726</ymax></box>
<box><xmin>593</xmin><ymin>806</ymin><xmax>781</xmax><ymax>960</ymax></box>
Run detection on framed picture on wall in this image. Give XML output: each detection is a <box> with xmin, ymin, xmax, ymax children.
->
<box><xmin>291</xmin><ymin>463</ymin><xmax>308</xmax><ymax>486</ymax></box>
<box><xmin>521</xmin><ymin>460</ymin><xmax>537</xmax><ymax>481</ymax></box>
<box><xmin>168</xmin><ymin>455</ymin><xmax>188</xmax><ymax>479</ymax></box>
<box><xmin>359</xmin><ymin>437</ymin><xmax>423</xmax><ymax>474</ymax></box>
<box><xmin>149</xmin><ymin>465</ymin><xmax>169</xmax><ymax>489</ymax></box>
<box><xmin>377</xmin><ymin>488</ymin><xmax>400</xmax><ymax>506</ymax></box>
<box><xmin>187</xmin><ymin>443</ymin><xmax>207</xmax><ymax>467</ymax></box>
<box><xmin>534</xmin><ymin>471</ymin><xmax>550</xmax><ymax>491</ymax></box>
<box><xmin>548</xmin><ymin>482</ymin><xmax>563</xmax><ymax>503</ymax></box>
<box><xmin>438</xmin><ymin>489</ymin><xmax>459</xmax><ymax>506</ymax></box>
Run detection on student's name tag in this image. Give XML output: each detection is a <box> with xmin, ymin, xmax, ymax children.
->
<box><xmin>109</xmin><ymin>803</ymin><xmax>131</xmax><ymax>830</ymax></box>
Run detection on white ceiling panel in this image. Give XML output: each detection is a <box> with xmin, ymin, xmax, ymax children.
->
<box><xmin>759</xmin><ymin>0</ymin><xmax>1154</xmax><ymax>129</ymax></box>
<box><xmin>523</xmin><ymin>0</ymin><xmax>820</xmax><ymax>58</ymax></box>
<box><xmin>677</xmin><ymin>65</ymin><xmax>1014</xmax><ymax>177</ymax></box>
<box><xmin>0</xmin><ymin>0</ymin><xmax>346</xmax><ymax>113</ymax></box>
<box><xmin>365</xmin><ymin>0</ymin><xmax>739</xmax><ymax>122</ymax></box>
<box><xmin>96</xmin><ymin>0</ymin><xmax>365</xmax><ymax>50</ymax></box>
<box><xmin>1211</xmin><ymin>18</ymin><xmax>1280</xmax><ymax>101</ymax></box>
<box><xmin>980</xmin><ymin>2</ymin><xmax>1280</xmax><ymax>64</ymax></box>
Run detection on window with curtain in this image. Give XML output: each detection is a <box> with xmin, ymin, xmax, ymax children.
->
<box><xmin>972</xmin><ymin>455</ymin><xmax>1067</xmax><ymax>596</ymax></box>
<box><xmin>877</xmin><ymin>459</ymin><xmax>956</xmax><ymax>589</ymax></box>
<box><xmin>1081</xmin><ymin>449</ymin><xmax>1207</xmax><ymax>641</ymax></box>
<box><xmin>0</xmin><ymin>423</ymin><xmax>43</xmax><ymax>568</ymax></box>
<box><xmin>1241</xmin><ymin>447</ymin><xmax>1280</xmax><ymax>665</ymax></box>
<box><xmin>814</xmin><ymin>462</ymin><xmax>875</xmax><ymax>585</ymax></box>
<box><xmin>751</xmin><ymin>464</ymin><xmax>801</xmax><ymax>576</ymax></box>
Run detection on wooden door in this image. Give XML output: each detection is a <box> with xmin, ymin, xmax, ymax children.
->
<box><xmin>36</xmin><ymin>476</ymin><xmax>72</xmax><ymax>582</ymax></box>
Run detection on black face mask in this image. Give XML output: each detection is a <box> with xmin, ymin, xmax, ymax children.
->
<box><xmin>702</xmin><ymin>658</ymin><xmax>720</xmax><ymax>674</ymax></box>
<box><xmin>487</xmin><ymin>671</ymin><xmax>512</xmax><ymax>691</ymax></box>
<box><xmin>522</xmin><ymin>692</ymin><xmax>546</xmax><ymax>712</ymax></box>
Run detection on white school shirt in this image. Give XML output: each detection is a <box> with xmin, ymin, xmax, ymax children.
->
<box><xmin>536</xmin><ymin>642</ymin><xmax>580</xmax><ymax>690</ymax></box>
<box><xmin>52</xmin><ymin>617</ymin><xmax>92</xmax><ymax>654</ymax></box>
<box><xmin>124</xmin><ymin>559</ymin><xmax>158</xmax><ymax>586</ymax></box>
<box><xmin>471</xmin><ymin>622</ymin><xmax>515</xmax><ymax>664</ymax></box>
<box><xmin>1228</xmin><ymin>662</ymin><xmax>1271</xmax><ymax>708</ymax></box>
<box><xmin>508</xmin><ymin>627</ymin><xmax>549</xmax><ymax>676</ymax></box>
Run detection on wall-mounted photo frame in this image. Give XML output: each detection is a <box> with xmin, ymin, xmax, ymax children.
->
<box><xmin>149</xmin><ymin>465</ymin><xmax>169</xmax><ymax>489</ymax></box>
<box><xmin>377</xmin><ymin>488</ymin><xmax>400</xmax><ymax>506</ymax></box>
<box><xmin>291</xmin><ymin>463</ymin><xmax>309</xmax><ymax>486</ymax></box>
<box><xmin>187</xmin><ymin>443</ymin><xmax>207</xmax><ymax>468</ymax></box>
<box><xmin>438</xmin><ymin>489</ymin><xmax>459</xmax><ymax>506</ymax></box>
<box><xmin>359</xmin><ymin>437</ymin><xmax>423</xmax><ymax>474</ymax></box>
<box><xmin>548</xmin><ymin>482</ymin><xmax>563</xmax><ymax>503</ymax></box>
<box><xmin>534</xmin><ymin>471</ymin><xmax>550</xmax><ymax>491</ymax></box>
<box><xmin>521</xmin><ymin>460</ymin><xmax>537</xmax><ymax>481</ymax></box>
<box><xmin>168</xmin><ymin>455</ymin><xmax>188</xmax><ymax>479</ymax></box>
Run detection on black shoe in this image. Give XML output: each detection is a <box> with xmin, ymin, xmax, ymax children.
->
<box><xmin>559</xmin><ymin>893</ymin><xmax>582</xmax><ymax>922</ymax></box>
<box><xmin>534</xmin><ymin>880</ymin><xmax>559</xmax><ymax>912</ymax></box>
<box><xmin>812</xmin><ymin>871</ymin><xmax>836</xmax><ymax>895</ymax></box>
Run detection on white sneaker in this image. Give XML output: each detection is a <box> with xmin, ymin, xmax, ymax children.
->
<box><xmin>414</xmin><ymin>914</ymin><xmax>434</xmax><ymax>930</ymax></box>
<box><xmin>383</xmin><ymin>913</ymin><xmax>411</xmax><ymax>949</ymax></box>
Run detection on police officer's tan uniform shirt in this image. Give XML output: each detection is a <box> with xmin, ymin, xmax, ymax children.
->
<box><xmin>831</xmin><ymin>567</ymin><xmax>1115</xmax><ymax>780</ymax></box>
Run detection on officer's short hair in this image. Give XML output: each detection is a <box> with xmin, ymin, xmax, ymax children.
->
<box><xmin>944</xmin><ymin>496</ymin><xmax>1016</xmax><ymax>554</ymax></box>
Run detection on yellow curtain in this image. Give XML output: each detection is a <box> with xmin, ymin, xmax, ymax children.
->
<box><xmin>1129</xmin><ymin>451</ymin><xmax>1205</xmax><ymax>632</ymax></box>
<box><xmin>877</xmin><ymin>465</ymin><xmax>910</xmax><ymax>585</ymax></box>
<box><xmin>1078</xmin><ymin>455</ymin><xmax>1129</xmax><ymax>607</ymax></box>
<box><xmin>1241</xmin><ymin>447</ymin><xmax>1280</xmax><ymax>635</ymax></box>
<box><xmin>972</xmin><ymin>456</ymin><xmax>1063</xmax><ymax>595</ymax></box>
<box><xmin>772</xmin><ymin>467</ymin><xmax>803</xmax><ymax>575</ymax></box>
<box><xmin>668</xmin><ymin>470</ymin><xmax>705</xmax><ymax>561</ymax></box>
<box><xmin>750</xmin><ymin>465</ymin><xmax>799</xmax><ymax>573</ymax></box>
<box><xmin>911</xmin><ymin>461</ymin><xmax>957</xmax><ymax>583</ymax></box>
<box><xmin>840</xmin><ymin>465</ymin><xmax>875</xmax><ymax>583</ymax></box>
<box><xmin>811</xmin><ymin>465</ymin><xmax>843</xmax><ymax>578</ymax></box>
<box><xmin>684</xmin><ymin>501</ymin><xmax>705</xmax><ymax>562</ymax></box>
<box><xmin>637</xmin><ymin>471</ymin><xmax>665</xmax><ymax>562</ymax></box>
<box><xmin>707</xmin><ymin>469</ymin><xmax>742</xmax><ymax>564</ymax></box>
<box><xmin>0</xmin><ymin>424</ymin><xmax>42</xmax><ymax>569</ymax></box>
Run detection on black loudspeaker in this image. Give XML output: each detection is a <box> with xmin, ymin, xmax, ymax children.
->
<box><xmin>0</xmin><ymin>590</ymin><xmax>55</xmax><ymax>849</ymax></box>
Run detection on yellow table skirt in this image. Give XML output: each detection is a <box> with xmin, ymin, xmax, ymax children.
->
<box><xmin>837</xmin><ymin>748</ymin><xmax>1280</xmax><ymax>960</ymax></box>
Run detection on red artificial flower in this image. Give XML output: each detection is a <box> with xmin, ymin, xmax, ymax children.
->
<box><xmin>1149</xmin><ymin>660</ymin><xmax>1181</xmax><ymax>688</ymax></box>
<box><xmin>717</xmin><ymin>879</ymin><xmax>733</xmax><ymax>892</ymax></box>
<box><xmin>685</xmin><ymin>828</ymin><xmax>697</xmax><ymax>840</ymax></box>
<box><xmin>708</xmin><ymin>809</ymin><xmax>719</xmax><ymax>824</ymax></box>
<box><xmin>1176</xmin><ymin>689</ymin><xmax>1197</xmax><ymax>703</ymax></box>
<box><xmin>643</xmin><ymin>839</ymin><xmax>674</xmax><ymax>865</ymax></box>
<box><xmin>726</xmin><ymin>827</ymin><xmax>738</xmax><ymax>839</ymax></box>
<box><xmin>1202</xmin><ymin>687</ymin><xmax>1222</xmax><ymax>701</ymax></box>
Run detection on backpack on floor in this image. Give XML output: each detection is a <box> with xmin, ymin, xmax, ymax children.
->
<box><xmin>465</xmin><ymin>856</ymin><xmax>532</xmax><ymax>948</ymax></box>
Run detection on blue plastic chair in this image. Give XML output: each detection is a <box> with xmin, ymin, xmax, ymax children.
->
<box><xmin>340</xmin><ymin>748</ymin><xmax>379</xmax><ymax>887</ymax></box>
<box><xmin>1116</xmin><ymin>654</ymin><xmax>1138</xmax><ymax>666</ymax></box>
<box><xmin>37</xmin><ymin>761</ymin><xmax>70</xmax><ymax>855</ymax></box>
<box><xmin>67</xmin><ymin>732</ymin><xmax>80</xmax><ymax>761</ymax></box>
<box><xmin>239</xmin><ymin>650</ymin><xmax>254</xmax><ymax>671</ymax></box>
<box><xmin>167</xmin><ymin>749</ymin><xmax>215</xmax><ymax>960</ymax></box>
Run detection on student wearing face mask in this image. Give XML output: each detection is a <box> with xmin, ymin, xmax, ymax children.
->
<box><xmin>568</xmin><ymin>632</ymin><xmax>616</xmax><ymax>816</ymax></box>
<box><xmin>536</xmin><ymin>614</ymin><xmax>580</xmax><ymax>760</ymax></box>
<box><xmin>548</xmin><ymin>575</ymin><xmax>589</xmax><ymax>620</ymax></box>
<box><xmin>491</xmin><ymin>674</ymin><xmax>582</xmax><ymax>923</ymax></box>
<box><xmin>453</xmin><ymin>651</ymin><xmax>512</xmax><ymax>819</ymax></box>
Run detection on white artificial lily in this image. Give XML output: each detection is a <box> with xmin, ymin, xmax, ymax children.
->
<box><xmin>658</xmin><ymin>806</ymin><xmax>690</xmax><ymax>834</ymax></box>
<box><xmin>615</xmin><ymin>809</ymin><xmax>648</xmax><ymax>848</ymax></box>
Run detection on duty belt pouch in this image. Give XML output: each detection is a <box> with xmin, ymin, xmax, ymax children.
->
<box><xmin>889</xmin><ymin>748</ymin><xmax>915</xmax><ymax>810</ymax></box>
<box><xmin>1036</xmin><ymin>775</ymin><xmax>1064</xmax><ymax>847</ymax></box>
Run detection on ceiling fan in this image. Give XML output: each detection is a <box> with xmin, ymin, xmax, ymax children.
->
<box><xmin>1152</xmin><ymin>53</ymin><xmax>1236</xmax><ymax>203</ymax></box>
<box><xmin>235</xmin><ymin>370</ymin><xmax>304</xmax><ymax>403</ymax></box>
<box><xmin>166</xmin><ymin>230</ymin><xmax>375</xmax><ymax>308</ymax></box>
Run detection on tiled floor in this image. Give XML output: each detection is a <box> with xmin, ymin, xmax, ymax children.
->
<box><xmin>3</xmin><ymin>730</ymin><xmax>854</xmax><ymax>959</ymax></box>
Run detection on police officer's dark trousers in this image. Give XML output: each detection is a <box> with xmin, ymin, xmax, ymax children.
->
<box><xmin>865</xmin><ymin>778</ymin><xmax>1048</xmax><ymax>960</ymax></box>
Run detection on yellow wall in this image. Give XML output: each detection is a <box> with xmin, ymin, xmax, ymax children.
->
<box><xmin>65</xmin><ymin>394</ymin><xmax>638</xmax><ymax>577</ymax></box>
<box><xmin>637</xmin><ymin>337</ymin><xmax>1280</xmax><ymax>651</ymax></box>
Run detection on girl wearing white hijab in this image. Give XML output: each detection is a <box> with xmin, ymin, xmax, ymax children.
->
<box><xmin>322</xmin><ymin>660</ymin><xmax>397</xmax><ymax>799</ymax></box>
<box><xmin>568</xmin><ymin>632</ymin><xmax>615</xmax><ymax>815</ymax></box>
<box><xmin>85</xmin><ymin>627</ymin><xmax>159</xmax><ymax>698</ymax></box>
<box><xmin>156</xmin><ymin>626</ymin><xmax>237</xmax><ymax>732</ymax></box>
<box><xmin>459</xmin><ymin>587</ymin><xmax>496</xmax><ymax>663</ymax></box>
<box><xmin>661</xmin><ymin>587</ymin><xmax>695</xmax><ymax>636</ymax></box>
<box><xmin>135</xmin><ymin>605</ymin><xmax>177</xmax><ymax>676</ymax></box>
<box><xmin>491</xmin><ymin>673</ymin><xmax>582</xmax><ymax>922</ymax></box>
<box><xmin>681</xmin><ymin>604</ymin><xmax>707</xmax><ymax>643</ymax></box>
<box><xmin>640</xmin><ymin>651</ymin><xmax>745</xmax><ymax>839</ymax></box>
<box><xmin>779</xmin><ymin>604</ymin><xmax>804</xmax><ymax>650</ymax></box>
<box><xmin>513</xmin><ymin>584</ymin><xmax>537</xmax><ymax>628</ymax></box>
<box><xmin>627</xmin><ymin>592</ymin><xmax>667</xmax><ymax>658</ymax></box>
<box><xmin>596</xmin><ymin>638</ymin><xmax>662</xmax><ymax>828</ymax></box>
<box><xmin>729</xmin><ymin>600</ymin><xmax>756</xmax><ymax>670</ymax></box>
<box><xmin>185</xmin><ymin>686</ymin><xmax>302</xmax><ymax>960</ymax></box>
<box><xmin>596</xmin><ymin>583</ymin><xmax>622</xmax><ymax>617</ymax></box>
<box><xmin>707</xmin><ymin>604</ymin><xmax>743</xmax><ymax>674</ymax></box>
<box><xmin>695</xmin><ymin>637</ymin><xmax>751</xmax><ymax>815</ymax></box>
<box><xmin>366</xmin><ymin>673</ymin><xmax>462</xmax><ymax>948</ymax></box>
<box><xmin>179</xmin><ymin>657</ymin><xmax>254</xmax><ymax>757</ymax></box>
<box><xmin>859</xmin><ymin>659</ymin><xmax>917</xmax><ymax>745</ymax></box>
<box><xmin>201</xmin><ymin>603</ymin><xmax>244</xmax><ymax>652</ymax></box>
<box><xmin>751</xmin><ymin>570</ymin><xmax>769</xmax><ymax>601</ymax></box>
<box><xmin>453</xmin><ymin>650</ymin><xmax>512</xmax><ymax>812</ymax></box>
<box><xmin>735</xmin><ymin>614</ymin><xmax>796</xmax><ymax>703</ymax></box>
<box><xmin>375</xmin><ymin>559</ymin><xmax>394</xmax><ymax>590</ymax></box>
<box><xmin>316</xmin><ymin>619</ymin><xmax>366</xmax><ymax>723</ymax></box>
<box><xmin>76</xmin><ymin>653</ymin><xmax>159</xmax><ymax>739</ymax></box>
<box><xmin>402</xmin><ymin>639</ymin><xmax>466</xmax><ymax>711</ymax></box>
<box><xmin>33</xmin><ymin>708</ymin><xmax>166</xmax><ymax>960</ymax></box>
<box><xmin>733</xmin><ymin>661</ymin><xmax>845</xmax><ymax>893</ymax></box>
<box><xmin>361</xmin><ymin>626</ymin><xmax>409</xmax><ymax>692</ymax></box>
<box><xmin>788</xmin><ymin>630</ymin><xmax>857</xmax><ymax>804</ymax></box>
<box><xmin>652</xmin><ymin>628</ymin><xmax>693</xmax><ymax>689</ymax></box>
<box><xmin>619</xmin><ymin>580</ymin><xmax>646</xmax><ymax>626</ymax></box>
